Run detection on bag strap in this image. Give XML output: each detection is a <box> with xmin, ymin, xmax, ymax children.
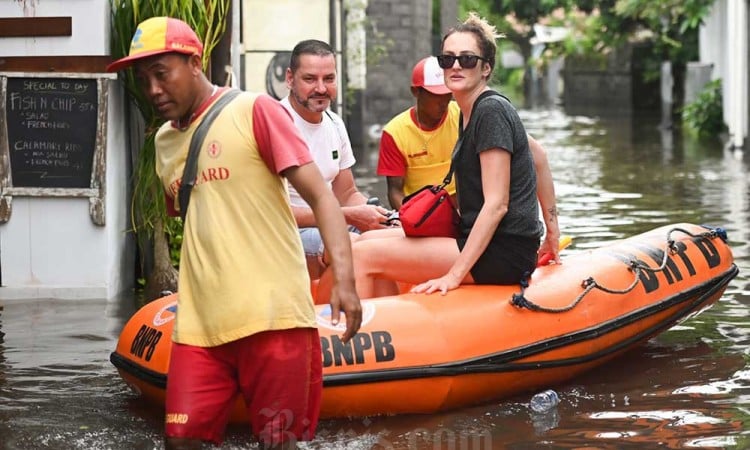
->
<box><xmin>440</xmin><ymin>90</ymin><xmax>508</xmax><ymax>188</ymax></box>
<box><xmin>439</xmin><ymin>136</ymin><xmax>463</xmax><ymax>188</ymax></box>
<box><xmin>178</xmin><ymin>88</ymin><xmax>241</xmax><ymax>222</ymax></box>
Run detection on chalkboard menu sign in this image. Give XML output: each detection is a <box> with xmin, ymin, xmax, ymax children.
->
<box><xmin>6</xmin><ymin>77</ymin><xmax>98</xmax><ymax>188</ymax></box>
<box><xmin>1</xmin><ymin>72</ymin><xmax>114</xmax><ymax>226</ymax></box>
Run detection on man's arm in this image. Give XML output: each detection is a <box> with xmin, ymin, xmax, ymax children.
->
<box><xmin>330</xmin><ymin>167</ymin><xmax>368</xmax><ymax>206</ymax></box>
<box><xmin>291</xmin><ymin>168</ymin><xmax>389</xmax><ymax>230</ymax></box>
<box><xmin>284</xmin><ymin>162</ymin><xmax>362</xmax><ymax>342</ymax></box>
<box><xmin>377</xmin><ymin>130</ymin><xmax>408</xmax><ymax>210</ymax></box>
<box><xmin>528</xmin><ymin>134</ymin><xmax>561</xmax><ymax>263</ymax></box>
<box><xmin>386</xmin><ymin>176</ymin><xmax>406</xmax><ymax>210</ymax></box>
<box><xmin>330</xmin><ymin>168</ymin><xmax>390</xmax><ymax>231</ymax></box>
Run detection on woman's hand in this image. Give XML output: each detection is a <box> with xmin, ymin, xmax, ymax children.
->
<box><xmin>538</xmin><ymin>230</ymin><xmax>561</xmax><ymax>265</ymax></box>
<box><xmin>410</xmin><ymin>272</ymin><xmax>463</xmax><ymax>295</ymax></box>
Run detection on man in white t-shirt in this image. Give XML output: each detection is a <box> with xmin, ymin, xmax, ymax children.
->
<box><xmin>281</xmin><ymin>39</ymin><xmax>391</xmax><ymax>278</ymax></box>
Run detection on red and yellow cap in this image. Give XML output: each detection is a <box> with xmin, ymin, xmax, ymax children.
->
<box><xmin>106</xmin><ymin>17</ymin><xmax>203</xmax><ymax>72</ymax></box>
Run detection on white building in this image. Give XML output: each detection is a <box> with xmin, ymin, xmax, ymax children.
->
<box><xmin>700</xmin><ymin>0</ymin><xmax>749</xmax><ymax>149</ymax></box>
<box><xmin>0</xmin><ymin>0</ymin><xmax>133</xmax><ymax>299</ymax></box>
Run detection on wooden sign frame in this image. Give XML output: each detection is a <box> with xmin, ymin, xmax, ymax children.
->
<box><xmin>0</xmin><ymin>72</ymin><xmax>116</xmax><ymax>226</ymax></box>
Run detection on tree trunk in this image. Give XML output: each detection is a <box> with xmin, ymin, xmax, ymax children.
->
<box><xmin>520</xmin><ymin>43</ymin><xmax>535</xmax><ymax>109</ymax></box>
<box><xmin>671</xmin><ymin>61</ymin><xmax>687</xmax><ymax>122</ymax></box>
<box><xmin>143</xmin><ymin>215</ymin><xmax>178</xmax><ymax>301</ymax></box>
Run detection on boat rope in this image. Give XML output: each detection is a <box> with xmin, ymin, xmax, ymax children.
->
<box><xmin>510</xmin><ymin>225</ymin><xmax>727</xmax><ymax>313</ymax></box>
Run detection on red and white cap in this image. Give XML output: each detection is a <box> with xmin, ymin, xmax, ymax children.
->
<box><xmin>411</xmin><ymin>56</ymin><xmax>451</xmax><ymax>95</ymax></box>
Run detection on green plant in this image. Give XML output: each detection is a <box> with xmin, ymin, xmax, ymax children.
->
<box><xmin>682</xmin><ymin>79</ymin><xmax>726</xmax><ymax>138</ymax></box>
<box><xmin>110</xmin><ymin>0</ymin><xmax>230</xmax><ymax>299</ymax></box>
<box><xmin>492</xmin><ymin>66</ymin><xmax>525</xmax><ymax>103</ymax></box>
<box><xmin>344</xmin><ymin>2</ymin><xmax>392</xmax><ymax>114</ymax></box>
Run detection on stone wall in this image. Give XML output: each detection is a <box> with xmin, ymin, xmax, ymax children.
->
<box><xmin>363</xmin><ymin>0</ymin><xmax>457</xmax><ymax>147</ymax></box>
<box><xmin>561</xmin><ymin>42</ymin><xmax>660</xmax><ymax>116</ymax></box>
<box><xmin>561</xmin><ymin>45</ymin><xmax>633</xmax><ymax>115</ymax></box>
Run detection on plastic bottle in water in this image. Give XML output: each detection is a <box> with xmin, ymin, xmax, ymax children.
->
<box><xmin>529</xmin><ymin>389</ymin><xmax>560</xmax><ymax>413</ymax></box>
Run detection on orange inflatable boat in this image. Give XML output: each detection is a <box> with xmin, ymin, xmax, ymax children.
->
<box><xmin>111</xmin><ymin>223</ymin><xmax>737</xmax><ymax>420</ymax></box>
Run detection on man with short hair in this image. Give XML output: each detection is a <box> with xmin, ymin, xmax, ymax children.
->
<box><xmin>107</xmin><ymin>17</ymin><xmax>361</xmax><ymax>449</ymax></box>
<box><xmin>281</xmin><ymin>39</ymin><xmax>392</xmax><ymax>278</ymax></box>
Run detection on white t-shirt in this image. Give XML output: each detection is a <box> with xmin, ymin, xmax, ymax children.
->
<box><xmin>280</xmin><ymin>96</ymin><xmax>356</xmax><ymax>207</ymax></box>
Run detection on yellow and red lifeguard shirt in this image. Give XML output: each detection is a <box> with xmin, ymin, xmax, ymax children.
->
<box><xmin>377</xmin><ymin>101</ymin><xmax>459</xmax><ymax>196</ymax></box>
<box><xmin>155</xmin><ymin>89</ymin><xmax>316</xmax><ymax>347</ymax></box>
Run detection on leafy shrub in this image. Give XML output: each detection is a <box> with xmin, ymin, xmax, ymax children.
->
<box><xmin>682</xmin><ymin>79</ymin><xmax>726</xmax><ymax>138</ymax></box>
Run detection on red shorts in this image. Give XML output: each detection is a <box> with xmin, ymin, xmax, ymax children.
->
<box><xmin>165</xmin><ymin>327</ymin><xmax>322</xmax><ymax>446</ymax></box>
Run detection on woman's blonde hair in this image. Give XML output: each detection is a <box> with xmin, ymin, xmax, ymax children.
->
<box><xmin>442</xmin><ymin>11</ymin><xmax>503</xmax><ymax>72</ymax></box>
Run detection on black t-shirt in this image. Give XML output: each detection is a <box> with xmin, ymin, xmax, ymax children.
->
<box><xmin>454</xmin><ymin>90</ymin><xmax>543</xmax><ymax>241</ymax></box>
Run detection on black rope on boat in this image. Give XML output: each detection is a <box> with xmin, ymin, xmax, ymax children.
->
<box><xmin>510</xmin><ymin>225</ymin><xmax>727</xmax><ymax>313</ymax></box>
<box><xmin>510</xmin><ymin>271</ymin><xmax>540</xmax><ymax>310</ymax></box>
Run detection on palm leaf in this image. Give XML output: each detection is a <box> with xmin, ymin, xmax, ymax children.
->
<box><xmin>110</xmin><ymin>0</ymin><xmax>230</xmax><ymax>287</ymax></box>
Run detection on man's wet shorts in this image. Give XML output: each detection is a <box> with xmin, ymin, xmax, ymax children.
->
<box><xmin>164</xmin><ymin>327</ymin><xmax>323</xmax><ymax>446</ymax></box>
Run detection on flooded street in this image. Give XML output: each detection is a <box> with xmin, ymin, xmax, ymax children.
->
<box><xmin>3</xmin><ymin>107</ymin><xmax>750</xmax><ymax>449</ymax></box>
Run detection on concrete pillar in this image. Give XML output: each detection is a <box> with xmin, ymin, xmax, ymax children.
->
<box><xmin>345</xmin><ymin>0</ymin><xmax>367</xmax><ymax>155</ymax></box>
<box><xmin>684</xmin><ymin>62</ymin><xmax>714</xmax><ymax>103</ymax></box>
<box><xmin>661</xmin><ymin>61</ymin><xmax>673</xmax><ymax>128</ymax></box>
<box><xmin>726</xmin><ymin>0</ymin><xmax>748</xmax><ymax>149</ymax></box>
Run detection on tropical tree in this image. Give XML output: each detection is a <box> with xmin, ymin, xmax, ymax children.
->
<box><xmin>110</xmin><ymin>0</ymin><xmax>230</xmax><ymax>301</ymax></box>
<box><xmin>609</xmin><ymin>0</ymin><xmax>716</xmax><ymax>114</ymax></box>
<box><xmin>459</xmin><ymin>0</ymin><xmax>715</xmax><ymax>112</ymax></box>
<box><xmin>456</xmin><ymin>1</ymin><xmax>593</xmax><ymax>102</ymax></box>
<box><xmin>538</xmin><ymin>0</ymin><xmax>715</xmax><ymax>113</ymax></box>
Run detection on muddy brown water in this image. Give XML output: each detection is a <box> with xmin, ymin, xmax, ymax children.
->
<box><xmin>2</xmin><ymin>108</ymin><xmax>750</xmax><ymax>449</ymax></box>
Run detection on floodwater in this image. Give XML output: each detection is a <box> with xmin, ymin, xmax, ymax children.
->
<box><xmin>3</xmin><ymin>107</ymin><xmax>750</xmax><ymax>449</ymax></box>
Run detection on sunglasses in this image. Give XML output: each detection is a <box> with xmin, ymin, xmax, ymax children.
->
<box><xmin>436</xmin><ymin>54</ymin><xmax>488</xmax><ymax>69</ymax></box>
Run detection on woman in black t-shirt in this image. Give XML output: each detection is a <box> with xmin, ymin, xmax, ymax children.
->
<box><xmin>325</xmin><ymin>12</ymin><xmax>560</xmax><ymax>300</ymax></box>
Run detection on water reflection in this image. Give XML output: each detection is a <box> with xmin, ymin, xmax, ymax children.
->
<box><xmin>529</xmin><ymin>408</ymin><xmax>561</xmax><ymax>435</ymax></box>
<box><xmin>3</xmin><ymin>107</ymin><xmax>750</xmax><ymax>449</ymax></box>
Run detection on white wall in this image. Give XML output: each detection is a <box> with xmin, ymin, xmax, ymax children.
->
<box><xmin>0</xmin><ymin>1</ymin><xmax>133</xmax><ymax>299</ymax></box>
<box><xmin>700</xmin><ymin>0</ymin><xmax>748</xmax><ymax>149</ymax></box>
<box><xmin>699</xmin><ymin>1</ymin><xmax>726</xmax><ymax>81</ymax></box>
<box><xmin>240</xmin><ymin>0</ymin><xmax>344</xmax><ymax>113</ymax></box>
<box><xmin>0</xmin><ymin>0</ymin><xmax>110</xmax><ymax>56</ymax></box>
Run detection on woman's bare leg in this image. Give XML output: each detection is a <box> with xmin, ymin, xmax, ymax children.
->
<box><xmin>318</xmin><ymin>232</ymin><xmax>466</xmax><ymax>301</ymax></box>
<box><xmin>356</xmin><ymin>227</ymin><xmax>405</xmax><ymax>241</ymax></box>
<box><xmin>352</xmin><ymin>236</ymin><xmax>463</xmax><ymax>299</ymax></box>
<box><xmin>317</xmin><ymin>228</ymin><xmax>404</xmax><ymax>303</ymax></box>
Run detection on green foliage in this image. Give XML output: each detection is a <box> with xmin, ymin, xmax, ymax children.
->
<box><xmin>460</xmin><ymin>0</ymin><xmax>495</xmax><ymax>20</ymax></box>
<box><xmin>682</xmin><ymin>79</ymin><xmax>726</xmax><ymax>138</ymax></box>
<box><xmin>613</xmin><ymin>0</ymin><xmax>710</xmax><ymax>63</ymax></box>
<box><xmin>490</xmin><ymin>0</ymin><xmax>571</xmax><ymax>22</ymax></box>
<box><xmin>365</xmin><ymin>24</ymin><xmax>394</xmax><ymax>68</ymax></box>
<box><xmin>110</xmin><ymin>0</ymin><xmax>229</xmax><ymax>123</ymax></box>
<box><xmin>110</xmin><ymin>0</ymin><xmax>229</xmax><ymax>276</ymax></box>
<box><xmin>460</xmin><ymin>0</ymin><xmax>715</xmax><ymax>94</ymax></box>
<box><xmin>552</xmin><ymin>0</ymin><xmax>712</xmax><ymax>63</ymax></box>
<box><xmin>167</xmin><ymin>226</ymin><xmax>183</xmax><ymax>268</ymax></box>
<box><xmin>614</xmin><ymin>0</ymin><xmax>714</xmax><ymax>34</ymax></box>
<box><xmin>491</xmin><ymin>66</ymin><xmax>525</xmax><ymax>103</ymax></box>
<box><xmin>556</xmin><ymin>7</ymin><xmax>629</xmax><ymax>59</ymax></box>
